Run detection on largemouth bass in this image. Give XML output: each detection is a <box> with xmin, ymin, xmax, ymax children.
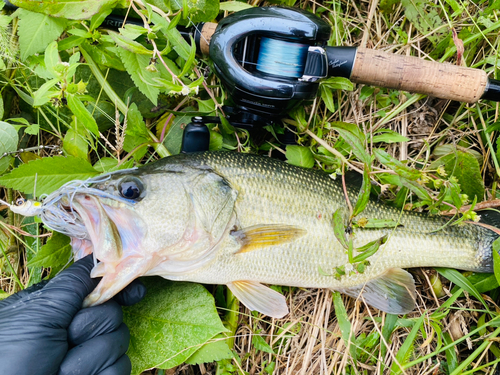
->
<box><xmin>39</xmin><ymin>152</ymin><xmax>497</xmax><ymax>318</ymax></box>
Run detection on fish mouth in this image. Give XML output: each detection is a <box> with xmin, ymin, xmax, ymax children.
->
<box><xmin>40</xmin><ymin>177</ymin><xmax>149</xmax><ymax>307</ymax></box>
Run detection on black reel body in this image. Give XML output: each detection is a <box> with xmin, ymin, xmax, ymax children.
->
<box><xmin>209</xmin><ymin>6</ymin><xmax>332</xmax><ymax>120</ymax></box>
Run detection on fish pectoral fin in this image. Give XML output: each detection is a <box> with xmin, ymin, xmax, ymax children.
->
<box><xmin>232</xmin><ymin>224</ymin><xmax>307</xmax><ymax>254</ymax></box>
<box><xmin>336</xmin><ymin>268</ymin><xmax>416</xmax><ymax>314</ymax></box>
<box><xmin>227</xmin><ymin>281</ymin><xmax>289</xmax><ymax>318</ymax></box>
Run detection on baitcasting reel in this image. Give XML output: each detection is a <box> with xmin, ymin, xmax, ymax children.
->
<box><xmin>181</xmin><ymin>6</ymin><xmax>500</xmax><ymax>152</ymax></box>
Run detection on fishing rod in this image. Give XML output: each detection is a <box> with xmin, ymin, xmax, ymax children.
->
<box><xmin>179</xmin><ymin>6</ymin><xmax>500</xmax><ymax>152</ymax></box>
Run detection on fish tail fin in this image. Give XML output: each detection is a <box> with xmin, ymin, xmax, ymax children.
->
<box><xmin>83</xmin><ymin>255</ymin><xmax>151</xmax><ymax>307</ymax></box>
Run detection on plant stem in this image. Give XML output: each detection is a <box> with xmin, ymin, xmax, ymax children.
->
<box><xmin>476</xmin><ymin>103</ymin><xmax>500</xmax><ymax>178</ymax></box>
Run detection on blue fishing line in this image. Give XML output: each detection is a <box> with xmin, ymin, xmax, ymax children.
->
<box><xmin>256</xmin><ymin>37</ymin><xmax>309</xmax><ymax>78</ymax></box>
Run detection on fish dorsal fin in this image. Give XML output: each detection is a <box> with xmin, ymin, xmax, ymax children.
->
<box><xmin>232</xmin><ymin>224</ymin><xmax>307</xmax><ymax>254</ymax></box>
<box><xmin>337</xmin><ymin>268</ymin><xmax>416</xmax><ymax>314</ymax></box>
<box><xmin>227</xmin><ymin>281</ymin><xmax>289</xmax><ymax>318</ymax></box>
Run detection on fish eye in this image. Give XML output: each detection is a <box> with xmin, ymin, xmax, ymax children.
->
<box><xmin>15</xmin><ymin>198</ymin><xmax>26</xmax><ymax>206</ymax></box>
<box><xmin>118</xmin><ymin>177</ymin><xmax>144</xmax><ymax>200</ymax></box>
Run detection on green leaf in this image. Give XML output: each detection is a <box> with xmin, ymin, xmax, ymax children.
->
<box><xmin>331</xmin><ymin>122</ymin><xmax>370</xmax><ymax>165</ymax></box>
<box><xmin>123</xmin><ymin>103</ymin><xmax>152</xmax><ymax>160</ymax></box>
<box><xmin>27</xmin><ymin>231</ymin><xmax>72</xmax><ymax>269</ymax></box>
<box><xmin>93</xmin><ymin>157</ymin><xmax>133</xmax><ymax>173</ymax></box>
<box><xmin>66</xmin><ymin>94</ymin><xmax>99</xmax><ymax>137</ymax></box>
<box><xmin>0</xmin><ymin>93</ymin><xmax>4</xmax><ymax>120</ymax></box>
<box><xmin>355</xmin><ymin>218</ymin><xmax>400</xmax><ymax>229</ymax></box>
<box><xmin>24</xmin><ymin>123</ymin><xmax>40</xmax><ymax>135</ymax></box>
<box><xmin>0</xmin><ymin>155</ymin><xmax>99</xmax><ymax>196</ymax></box>
<box><xmin>321</xmin><ymin>77</ymin><xmax>354</xmax><ymax>91</ymax></box>
<box><xmin>151</xmin><ymin>13</ymin><xmax>192</xmax><ymax>61</ymax></box>
<box><xmin>219</xmin><ymin>1</ymin><xmax>254</xmax><ymax>11</ymax></box>
<box><xmin>402</xmin><ymin>0</ymin><xmax>446</xmax><ymax>45</ymax></box>
<box><xmin>333</xmin><ymin>291</ymin><xmax>357</xmax><ymax>360</ymax></box>
<box><xmin>371</xmin><ymin>129</ymin><xmax>410</xmax><ymax>143</ymax></box>
<box><xmin>286</xmin><ymin>145</ymin><xmax>315</xmax><ymax>168</ymax></box>
<box><xmin>320</xmin><ymin>85</ymin><xmax>336</xmax><ymax>113</ymax></box>
<box><xmin>352</xmin><ymin>167</ymin><xmax>371</xmax><ymax>218</ymax></box>
<box><xmin>169</xmin><ymin>0</ymin><xmax>219</xmax><ymax>24</ymax></box>
<box><xmin>0</xmin><ymin>121</ymin><xmax>19</xmax><ymax>174</ymax></box>
<box><xmin>63</xmin><ymin>126</ymin><xmax>89</xmax><ymax>159</ymax></box>
<box><xmin>108</xmin><ymin>31</ymin><xmax>153</xmax><ymax>55</ymax></box>
<box><xmin>467</xmin><ymin>273</ymin><xmax>499</xmax><ymax>293</ymax></box>
<box><xmin>117</xmin><ymin>48</ymin><xmax>159</xmax><ymax>105</ymax></box>
<box><xmin>352</xmin><ymin>235</ymin><xmax>387</xmax><ymax>262</ymax></box>
<box><xmin>332</xmin><ymin>208</ymin><xmax>349</xmax><ymax>249</ymax></box>
<box><xmin>0</xmin><ymin>290</ymin><xmax>10</xmax><ymax>300</ymax></box>
<box><xmin>123</xmin><ymin>278</ymin><xmax>227</xmax><ymax>374</ymax></box>
<box><xmin>17</xmin><ymin>9</ymin><xmax>68</xmax><ymax>60</ymax></box>
<box><xmin>252</xmin><ymin>334</ymin><xmax>274</xmax><ymax>354</ymax></box>
<box><xmin>430</xmin><ymin>149</ymin><xmax>485</xmax><ymax>202</ymax></box>
<box><xmin>391</xmin><ymin>314</ymin><xmax>425</xmax><ymax>374</ymax></box>
<box><xmin>32</xmin><ymin>78</ymin><xmax>59</xmax><ymax>107</ymax></box>
<box><xmin>493</xmin><ymin>237</ymin><xmax>500</xmax><ymax>287</ymax></box>
<box><xmin>185</xmin><ymin>335</ymin><xmax>233</xmax><ymax>365</ymax></box>
<box><xmin>374</xmin><ymin>149</ymin><xmax>421</xmax><ymax>180</ymax></box>
<box><xmin>11</xmin><ymin>0</ymin><xmax>119</xmax><ymax>20</ymax></box>
<box><xmin>436</xmin><ymin>268</ymin><xmax>490</xmax><ymax>312</ymax></box>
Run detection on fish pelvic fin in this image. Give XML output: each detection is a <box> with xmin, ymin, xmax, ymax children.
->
<box><xmin>336</xmin><ymin>268</ymin><xmax>416</xmax><ymax>314</ymax></box>
<box><xmin>227</xmin><ymin>281</ymin><xmax>289</xmax><ymax>318</ymax></box>
<box><xmin>232</xmin><ymin>224</ymin><xmax>307</xmax><ymax>254</ymax></box>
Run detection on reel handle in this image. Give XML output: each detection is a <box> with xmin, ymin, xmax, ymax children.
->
<box><xmin>349</xmin><ymin>47</ymin><xmax>492</xmax><ymax>103</ymax></box>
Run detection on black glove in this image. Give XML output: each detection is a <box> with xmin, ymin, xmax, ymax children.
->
<box><xmin>0</xmin><ymin>255</ymin><xmax>146</xmax><ymax>375</ymax></box>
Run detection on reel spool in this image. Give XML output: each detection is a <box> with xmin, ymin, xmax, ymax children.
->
<box><xmin>208</xmin><ymin>6</ymin><xmax>354</xmax><ymax>124</ymax></box>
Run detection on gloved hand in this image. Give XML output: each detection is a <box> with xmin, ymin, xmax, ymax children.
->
<box><xmin>0</xmin><ymin>255</ymin><xmax>146</xmax><ymax>375</ymax></box>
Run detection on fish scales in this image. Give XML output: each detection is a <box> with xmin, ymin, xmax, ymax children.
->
<box><xmin>174</xmin><ymin>152</ymin><xmax>494</xmax><ymax>287</ymax></box>
<box><xmin>39</xmin><ymin>151</ymin><xmax>498</xmax><ymax>316</ymax></box>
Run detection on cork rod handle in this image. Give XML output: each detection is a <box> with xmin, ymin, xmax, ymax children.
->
<box><xmin>350</xmin><ymin>47</ymin><xmax>488</xmax><ymax>103</ymax></box>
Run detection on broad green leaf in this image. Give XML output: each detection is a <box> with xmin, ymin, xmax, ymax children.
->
<box><xmin>81</xmin><ymin>42</ymin><xmax>125</xmax><ymax>71</ymax></box>
<box><xmin>219</xmin><ymin>1</ymin><xmax>254</xmax><ymax>11</ymax></box>
<box><xmin>117</xmin><ymin>48</ymin><xmax>159</xmax><ymax>105</ymax></box>
<box><xmin>63</xmin><ymin>126</ymin><xmax>89</xmax><ymax>160</ymax></box>
<box><xmin>93</xmin><ymin>158</ymin><xmax>134</xmax><ymax>173</ymax></box>
<box><xmin>108</xmin><ymin>31</ymin><xmax>153</xmax><ymax>55</ymax></box>
<box><xmin>209</xmin><ymin>131</ymin><xmax>223</xmax><ymax>151</ymax></box>
<box><xmin>179</xmin><ymin>37</ymin><xmax>197</xmax><ymax>78</ymax></box>
<box><xmin>355</xmin><ymin>218</ymin><xmax>400</xmax><ymax>229</ymax></box>
<box><xmin>32</xmin><ymin>78</ymin><xmax>58</xmax><ymax>107</ymax></box>
<box><xmin>352</xmin><ymin>167</ymin><xmax>370</xmax><ymax>218</ymax></box>
<box><xmin>320</xmin><ymin>85</ymin><xmax>336</xmax><ymax>113</ymax></box>
<box><xmin>27</xmin><ymin>232</ymin><xmax>72</xmax><ymax>270</ymax></box>
<box><xmin>17</xmin><ymin>9</ymin><xmax>68</xmax><ymax>60</ymax></box>
<box><xmin>331</xmin><ymin>122</ymin><xmax>370</xmax><ymax>165</ymax></box>
<box><xmin>400</xmin><ymin>179</ymin><xmax>432</xmax><ymax>202</ymax></box>
<box><xmin>0</xmin><ymin>290</ymin><xmax>9</xmax><ymax>300</ymax></box>
<box><xmin>0</xmin><ymin>121</ymin><xmax>18</xmax><ymax>174</ymax></box>
<box><xmin>123</xmin><ymin>278</ymin><xmax>227</xmax><ymax>374</ymax></box>
<box><xmin>332</xmin><ymin>208</ymin><xmax>349</xmax><ymax>249</ymax></box>
<box><xmin>493</xmin><ymin>237</ymin><xmax>500</xmax><ymax>287</ymax></box>
<box><xmin>391</xmin><ymin>314</ymin><xmax>425</xmax><ymax>374</ymax></box>
<box><xmin>353</xmin><ymin>235</ymin><xmax>387</xmax><ymax>262</ymax></box>
<box><xmin>286</xmin><ymin>145</ymin><xmax>315</xmax><ymax>168</ymax></box>
<box><xmin>252</xmin><ymin>334</ymin><xmax>275</xmax><ymax>354</ymax></box>
<box><xmin>0</xmin><ymin>155</ymin><xmax>99</xmax><ymax>196</ymax></box>
<box><xmin>373</xmin><ymin>149</ymin><xmax>421</xmax><ymax>180</ymax></box>
<box><xmin>436</xmin><ymin>268</ymin><xmax>490</xmax><ymax>312</ymax></box>
<box><xmin>0</xmin><ymin>94</ymin><xmax>4</xmax><ymax>120</ymax></box>
<box><xmin>430</xmin><ymin>150</ymin><xmax>485</xmax><ymax>202</ymax></box>
<box><xmin>333</xmin><ymin>292</ymin><xmax>356</xmax><ymax>360</ymax></box>
<box><xmin>185</xmin><ymin>335</ymin><xmax>233</xmax><ymax>365</ymax></box>
<box><xmin>45</xmin><ymin>41</ymin><xmax>61</xmax><ymax>78</ymax></box>
<box><xmin>11</xmin><ymin>0</ymin><xmax>119</xmax><ymax>20</ymax></box>
<box><xmin>151</xmin><ymin>13</ymin><xmax>191</xmax><ymax>61</ymax></box>
<box><xmin>371</xmin><ymin>130</ymin><xmax>410</xmax><ymax>143</ymax></box>
<box><xmin>467</xmin><ymin>272</ymin><xmax>499</xmax><ymax>293</ymax></box>
<box><xmin>401</xmin><ymin>0</ymin><xmax>445</xmax><ymax>45</ymax></box>
<box><xmin>321</xmin><ymin>77</ymin><xmax>354</xmax><ymax>91</ymax></box>
<box><xmin>23</xmin><ymin>216</ymin><xmax>43</xmax><ymax>286</ymax></box>
<box><xmin>66</xmin><ymin>94</ymin><xmax>99</xmax><ymax>137</ymax></box>
<box><xmin>169</xmin><ymin>0</ymin><xmax>219</xmax><ymax>24</ymax></box>
<box><xmin>24</xmin><ymin>124</ymin><xmax>40</xmax><ymax>135</ymax></box>
<box><xmin>123</xmin><ymin>103</ymin><xmax>152</xmax><ymax>160</ymax></box>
